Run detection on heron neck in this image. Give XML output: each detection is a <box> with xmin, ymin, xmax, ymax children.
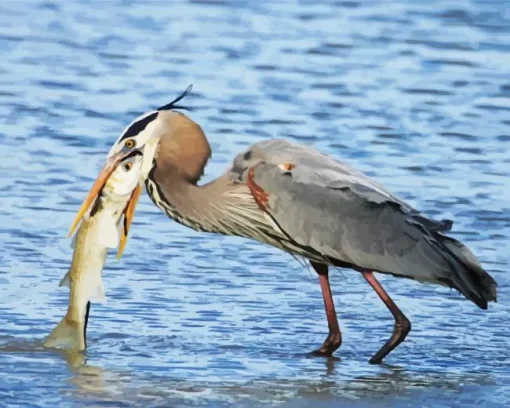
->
<box><xmin>147</xmin><ymin>165</ymin><xmax>259</xmax><ymax>235</ymax></box>
<box><xmin>147</xmin><ymin>163</ymin><xmax>319</xmax><ymax>261</ymax></box>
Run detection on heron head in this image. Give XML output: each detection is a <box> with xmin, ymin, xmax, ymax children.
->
<box><xmin>68</xmin><ymin>85</ymin><xmax>193</xmax><ymax>237</ymax></box>
<box><xmin>106</xmin><ymin>84</ymin><xmax>194</xmax><ymax>180</ymax></box>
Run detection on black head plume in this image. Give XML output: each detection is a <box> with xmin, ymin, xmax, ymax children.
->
<box><xmin>157</xmin><ymin>84</ymin><xmax>193</xmax><ymax>111</ymax></box>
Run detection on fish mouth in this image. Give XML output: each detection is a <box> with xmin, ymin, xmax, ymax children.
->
<box><xmin>68</xmin><ymin>149</ymin><xmax>144</xmax><ymax>258</ymax></box>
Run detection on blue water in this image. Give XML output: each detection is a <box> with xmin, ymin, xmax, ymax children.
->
<box><xmin>1</xmin><ymin>0</ymin><xmax>510</xmax><ymax>407</ymax></box>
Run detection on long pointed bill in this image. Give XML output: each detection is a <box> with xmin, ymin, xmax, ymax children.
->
<box><xmin>68</xmin><ymin>154</ymin><xmax>126</xmax><ymax>238</ymax></box>
<box><xmin>117</xmin><ymin>183</ymin><xmax>143</xmax><ymax>259</ymax></box>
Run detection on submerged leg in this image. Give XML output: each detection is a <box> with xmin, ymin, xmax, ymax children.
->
<box><xmin>310</xmin><ymin>261</ymin><xmax>342</xmax><ymax>357</ymax></box>
<box><xmin>362</xmin><ymin>270</ymin><xmax>411</xmax><ymax>364</ymax></box>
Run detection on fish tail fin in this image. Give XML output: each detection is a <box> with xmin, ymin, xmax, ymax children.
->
<box><xmin>43</xmin><ymin>313</ymin><xmax>87</xmax><ymax>351</ymax></box>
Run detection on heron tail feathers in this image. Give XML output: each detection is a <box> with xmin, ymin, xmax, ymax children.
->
<box><xmin>439</xmin><ymin>235</ymin><xmax>497</xmax><ymax>309</ymax></box>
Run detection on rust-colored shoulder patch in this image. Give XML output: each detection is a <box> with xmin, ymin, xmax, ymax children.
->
<box><xmin>278</xmin><ymin>163</ymin><xmax>296</xmax><ymax>172</ymax></box>
<box><xmin>247</xmin><ymin>166</ymin><xmax>269</xmax><ymax>211</ymax></box>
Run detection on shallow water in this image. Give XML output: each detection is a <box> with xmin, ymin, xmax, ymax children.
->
<box><xmin>1</xmin><ymin>0</ymin><xmax>510</xmax><ymax>407</ymax></box>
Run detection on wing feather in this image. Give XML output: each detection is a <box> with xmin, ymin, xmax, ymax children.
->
<box><xmin>231</xmin><ymin>139</ymin><xmax>496</xmax><ymax>308</ymax></box>
<box><xmin>246</xmin><ymin>161</ymin><xmax>456</xmax><ymax>283</ymax></box>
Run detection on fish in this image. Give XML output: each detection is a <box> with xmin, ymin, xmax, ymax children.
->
<box><xmin>43</xmin><ymin>150</ymin><xmax>144</xmax><ymax>351</ymax></box>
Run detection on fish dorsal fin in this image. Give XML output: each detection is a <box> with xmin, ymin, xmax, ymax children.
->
<box><xmin>97</xmin><ymin>217</ymin><xmax>119</xmax><ymax>249</ymax></box>
<box><xmin>59</xmin><ymin>270</ymin><xmax>71</xmax><ymax>288</ymax></box>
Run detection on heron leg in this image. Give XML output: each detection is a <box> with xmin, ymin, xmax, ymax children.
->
<box><xmin>361</xmin><ymin>270</ymin><xmax>411</xmax><ymax>364</ymax></box>
<box><xmin>310</xmin><ymin>261</ymin><xmax>342</xmax><ymax>357</ymax></box>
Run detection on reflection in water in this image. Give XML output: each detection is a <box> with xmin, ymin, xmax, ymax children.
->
<box><xmin>41</xmin><ymin>346</ymin><xmax>504</xmax><ymax>407</ymax></box>
<box><xmin>0</xmin><ymin>333</ymin><xmax>501</xmax><ymax>407</ymax></box>
<box><xmin>68</xmin><ymin>357</ymin><xmax>129</xmax><ymax>399</ymax></box>
<box><xmin>62</xmin><ymin>358</ymin><xmax>493</xmax><ymax>407</ymax></box>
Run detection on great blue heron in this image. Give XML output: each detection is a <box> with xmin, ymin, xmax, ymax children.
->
<box><xmin>71</xmin><ymin>86</ymin><xmax>497</xmax><ymax>364</ymax></box>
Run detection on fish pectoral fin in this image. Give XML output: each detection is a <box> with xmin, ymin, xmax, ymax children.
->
<box><xmin>91</xmin><ymin>279</ymin><xmax>106</xmax><ymax>304</ymax></box>
<box><xmin>60</xmin><ymin>270</ymin><xmax>106</xmax><ymax>303</ymax></box>
<box><xmin>59</xmin><ymin>270</ymin><xmax>71</xmax><ymax>288</ymax></box>
<box><xmin>97</xmin><ymin>217</ymin><xmax>119</xmax><ymax>249</ymax></box>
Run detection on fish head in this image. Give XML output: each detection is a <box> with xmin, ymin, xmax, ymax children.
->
<box><xmin>103</xmin><ymin>151</ymin><xmax>144</xmax><ymax>198</ymax></box>
<box><xmin>105</xmin><ymin>151</ymin><xmax>145</xmax><ymax>259</ymax></box>
<box><xmin>67</xmin><ymin>86</ymin><xmax>193</xmax><ymax>250</ymax></box>
<box><xmin>67</xmin><ymin>150</ymin><xmax>144</xmax><ymax>240</ymax></box>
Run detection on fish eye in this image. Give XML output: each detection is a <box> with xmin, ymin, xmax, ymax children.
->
<box><xmin>123</xmin><ymin>162</ymin><xmax>133</xmax><ymax>171</ymax></box>
<box><xmin>124</xmin><ymin>139</ymin><xmax>136</xmax><ymax>149</ymax></box>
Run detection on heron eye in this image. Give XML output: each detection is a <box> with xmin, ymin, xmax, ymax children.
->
<box><xmin>123</xmin><ymin>162</ymin><xmax>133</xmax><ymax>171</ymax></box>
<box><xmin>124</xmin><ymin>139</ymin><xmax>136</xmax><ymax>149</ymax></box>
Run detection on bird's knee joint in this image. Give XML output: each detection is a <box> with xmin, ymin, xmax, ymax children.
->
<box><xmin>396</xmin><ymin>317</ymin><xmax>411</xmax><ymax>335</ymax></box>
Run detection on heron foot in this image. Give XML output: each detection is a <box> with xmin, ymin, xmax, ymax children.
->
<box><xmin>368</xmin><ymin>317</ymin><xmax>411</xmax><ymax>364</ymax></box>
<box><xmin>310</xmin><ymin>332</ymin><xmax>342</xmax><ymax>357</ymax></box>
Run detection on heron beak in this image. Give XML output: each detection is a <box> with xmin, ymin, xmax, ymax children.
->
<box><xmin>68</xmin><ymin>152</ymin><xmax>127</xmax><ymax>237</ymax></box>
<box><xmin>117</xmin><ymin>182</ymin><xmax>142</xmax><ymax>259</ymax></box>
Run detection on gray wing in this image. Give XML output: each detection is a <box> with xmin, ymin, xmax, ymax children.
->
<box><xmin>230</xmin><ymin>139</ymin><xmax>496</xmax><ymax>308</ymax></box>
<box><xmin>231</xmin><ymin>139</ymin><xmax>449</xmax><ymax>226</ymax></box>
<box><xmin>233</xmin><ymin>140</ymin><xmax>412</xmax><ymax>211</ymax></box>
